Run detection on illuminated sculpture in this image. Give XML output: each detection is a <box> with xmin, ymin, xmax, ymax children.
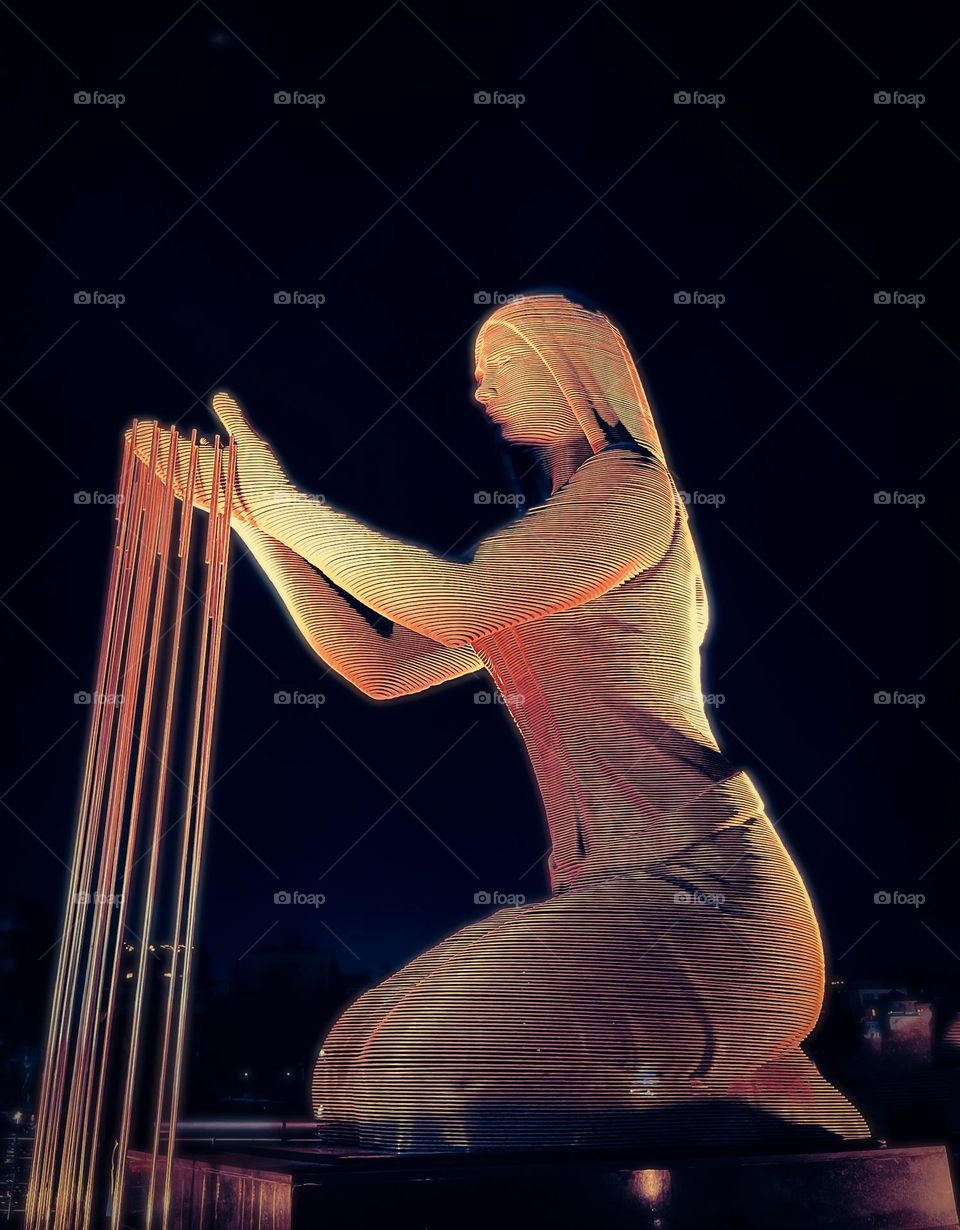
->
<box><xmin>151</xmin><ymin>294</ymin><xmax>870</xmax><ymax>1149</ymax></box>
<box><xmin>30</xmin><ymin>294</ymin><xmax>870</xmax><ymax>1216</ymax></box>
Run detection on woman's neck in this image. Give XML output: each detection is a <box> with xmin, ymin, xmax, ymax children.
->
<box><xmin>544</xmin><ymin>438</ymin><xmax>594</xmax><ymax>493</ymax></box>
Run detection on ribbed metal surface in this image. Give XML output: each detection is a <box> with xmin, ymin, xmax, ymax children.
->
<box><xmin>289</xmin><ymin>296</ymin><xmax>873</xmax><ymax>1150</ymax></box>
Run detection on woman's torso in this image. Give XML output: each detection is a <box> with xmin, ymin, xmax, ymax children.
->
<box><xmin>473</xmin><ymin>481</ymin><xmax>769</xmax><ymax>893</ymax></box>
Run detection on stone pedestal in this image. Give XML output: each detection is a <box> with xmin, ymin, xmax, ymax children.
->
<box><xmin>126</xmin><ymin>1142</ymin><xmax>959</xmax><ymax>1229</ymax></box>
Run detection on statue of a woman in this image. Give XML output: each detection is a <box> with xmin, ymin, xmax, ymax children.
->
<box><xmin>133</xmin><ymin>293</ymin><xmax>869</xmax><ymax>1151</ymax></box>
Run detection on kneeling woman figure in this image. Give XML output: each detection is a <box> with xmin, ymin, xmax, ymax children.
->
<box><xmin>136</xmin><ymin>293</ymin><xmax>869</xmax><ymax>1151</ymax></box>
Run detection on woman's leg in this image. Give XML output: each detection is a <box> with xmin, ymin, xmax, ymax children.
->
<box><xmin>314</xmin><ymin>820</ymin><xmax>870</xmax><ymax>1149</ymax></box>
<box><xmin>312</xmin><ymin>907</ymin><xmax>520</xmax><ymax>1131</ymax></box>
<box><xmin>315</xmin><ymin>877</ymin><xmax>725</xmax><ymax>1148</ymax></box>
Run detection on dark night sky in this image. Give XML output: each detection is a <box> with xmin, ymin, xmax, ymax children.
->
<box><xmin>2</xmin><ymin>0</ymin><xmax>959</xmax><ymax>1066</ymax></box>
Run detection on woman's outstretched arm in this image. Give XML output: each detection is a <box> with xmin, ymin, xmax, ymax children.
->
<box><xmin>130</xmin><ymin>395</ymin><xmax>678</xmax><ymax>649</ymax></box>
<box><xmin>233</xmin><ymin>520</ymin><xmax>484</xmax><ymax>699</ymax></box>
<box><xmin>245</xmin><ymin>454</ymin><xmax>678</xmax><ymax>649</ymax></box>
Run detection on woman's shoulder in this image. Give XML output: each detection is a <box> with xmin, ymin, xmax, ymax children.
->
<box><xmin>569</xmin><ymin>440</ymin><xmax>672</xmax><ymax>493</ymax></box>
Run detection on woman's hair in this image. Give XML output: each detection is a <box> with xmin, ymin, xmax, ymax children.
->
<box><xmin>472</xmin><ymin>291</ymin><xmax>667</xmax><ymax>527</ymax></box>
<box><xmin>474</xmin><ymin>292</ymin><xmax>666</xmax><ymax>464</ymax></box>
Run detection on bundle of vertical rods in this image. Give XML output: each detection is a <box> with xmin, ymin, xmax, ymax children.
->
<box><xmin>25</xmin><ymin>426</ymin><xmax>236</xmax><ymax>1230</ymax></box>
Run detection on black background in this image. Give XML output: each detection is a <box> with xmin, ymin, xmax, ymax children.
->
<box><xmin>2</xmin><ymin>1</ymin><xmax>959</xmax><ymax>1104</ymax></box>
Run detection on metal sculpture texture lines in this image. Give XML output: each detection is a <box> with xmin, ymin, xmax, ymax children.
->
<box><xmin>129</xmin><ymin>293</ymin><xmax>868</xmax><ymax>1152</ymax></box>
<box><xmin>26</xmin><ymin>429</ymin><xmax>235</xmax><ymax>1230</ymax></box>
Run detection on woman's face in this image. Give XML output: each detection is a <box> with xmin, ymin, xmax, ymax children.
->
<box><xmin>474</xmin><ymin>334</ymin><xmax>581</xmax><ymax>445</ymax></box>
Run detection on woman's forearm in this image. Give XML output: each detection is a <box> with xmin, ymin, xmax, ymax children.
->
<box><xmin>233</xmin><ymin>521</ymin><xmax>482</xmax><ymax>698</ymax></box>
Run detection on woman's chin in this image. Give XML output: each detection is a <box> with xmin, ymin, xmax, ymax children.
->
<box><xmin>498</xmin><ymin>425</ymin><xmax>543</xmax><ymax>446</ymax></box>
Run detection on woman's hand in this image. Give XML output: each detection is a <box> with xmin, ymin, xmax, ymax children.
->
<box><xmin>124</xmin><ymin>391</ymin><xmax>297</xmax><ymax>525</ymax></box>
<box><xmin>209</xmin><ymin>391</ymin><xmax>297</xmax><ymax>523</ymax></box>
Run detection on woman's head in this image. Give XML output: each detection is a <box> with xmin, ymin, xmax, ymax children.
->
<box><xmin>474</xmin><ymin>323</ymin><xmax>586</xmax><ymax>447</ymax></box>
<box><xmin>473</xmin><ymin>293</ymin><xmax>665</xmax><ymax>460</ymax></box>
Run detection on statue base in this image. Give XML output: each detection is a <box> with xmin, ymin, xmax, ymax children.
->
<box><xmin>127</xmin><ymin>1142</ymin><xmax>958</xmax><ymax>1229</ymax></box>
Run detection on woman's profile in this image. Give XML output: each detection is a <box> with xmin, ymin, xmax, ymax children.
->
<box><xmin>133</xmin><ymin>292</ymin><xmax>870</xmax><ymax>1151</ymax></box>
